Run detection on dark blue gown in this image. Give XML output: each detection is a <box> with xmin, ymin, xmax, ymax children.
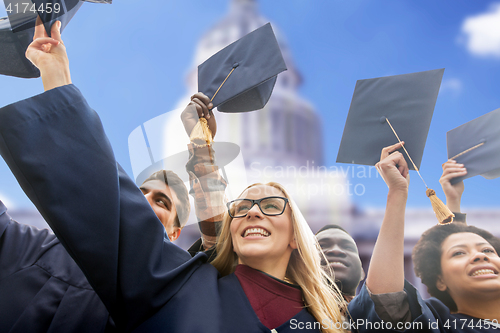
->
<box><xmin>0</xmin><ymin>85</ymin><xmax>321</xmax><ymax>332</ymax></box>
<box><xmin>0</xmin><ymin>200</ymin><xmax>113</xmax><ymax>332</ymax></box>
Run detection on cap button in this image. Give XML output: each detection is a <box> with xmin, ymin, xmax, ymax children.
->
<box><xmin>232</xmin><ymin>62</ymin><xmax>239</xmax><ymax>68</ymax></box>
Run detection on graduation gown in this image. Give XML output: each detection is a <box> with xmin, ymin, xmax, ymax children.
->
<box><xmin>0</xmin><ymin>201</ymin><xmax>113</xmax><ymax>332</ymax></box>
<box><xmin>0</xmin><ymin>85</ymin><xmax>321</xmax><ymax>333</ymax></box>
<box><xmin>348</xmin><ymin>281</ymin><xmax>500</xmax><ymax>333</ymax></box>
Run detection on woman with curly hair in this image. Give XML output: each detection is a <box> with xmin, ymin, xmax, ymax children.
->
<box><xmin>348</xmin><ymin>143</ymin><xmax>500</xmax><ymax>332</ymax></box>
<box><xmin>413</xmin><ymin>222</ymin><xmax>500</xmax><ymax>314</ymax></box>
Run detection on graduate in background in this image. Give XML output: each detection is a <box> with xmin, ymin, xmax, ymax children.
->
<box><xmin>348</xmin><ymin>143</ymin><xmax>500</xmax><ymax>332</ymax></box>
<box><xmin>315</xmin><ymin>225</ymin><xmax>365</xmax><ymax>303</ymax></box>
<box><xmin>0</xmin><ymin>21</ymin><xmax>347</xmax><ymax>333</ymax></box>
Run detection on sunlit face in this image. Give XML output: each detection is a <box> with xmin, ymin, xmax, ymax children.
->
<box><xmin>140</xmin><ymin>180</ymin><xmax>181</xmax><ymax>241</ymax></box>
<box><xmin>230</xmin><ymin>185</ymin><xmax>297</xmax><ymax>267</ymax></box>
<box><xmin>317</xmin><ymin>228</ymin><xmax>364</xmax><ymax>294</ymax></box>
<box><xmin>438</xmin><ymin>232</ymin><xmax>500</xmax><ymax>302</ymax></box>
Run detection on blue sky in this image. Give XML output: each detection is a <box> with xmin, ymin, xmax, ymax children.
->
<box><xmin>1</xmin><ymin>0</ymin><xmax>499</xmax><ymax>211</ymax></box>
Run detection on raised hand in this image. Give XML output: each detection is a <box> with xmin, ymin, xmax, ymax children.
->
<box><xmin>439</xmin><ymin>159</ymin><xmax>466</xmax><ymax>212</ymax></box>
<box><xmin>26</xmin><ymin>17</ymin><xmax>71</xmax><ymax>91</ymax></box>
<box><xmin>375</xmin><ymin>142</ymin><xmax>410</xmax><ymax>193</ymax></box>
<box><xmin>180</xmin><ymin>92</ymin><xmax>217</xmax><ymax>139</ymax></box>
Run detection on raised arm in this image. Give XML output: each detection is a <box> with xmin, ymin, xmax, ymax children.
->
<box><xmin>366</xmin><ymin>142</ymin><xmax>409</xmax><ymax>294</ymax></box>
<box><xmin>439</xmin><ymin>159</ymin><xmax>466</xmax><ymax>214</ymax></box>
<box><xmin>181</xmin><ymin>93</ymin><xmax>227</xmax><ymax>252</ymax></box>
<box><xmin>0</xmin><ymin>200</ymin><xmax>56</xmax><ymax>278</ymax></box>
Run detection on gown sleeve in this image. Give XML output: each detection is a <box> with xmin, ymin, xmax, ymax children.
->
<box><xmin>0</xmin><ymin>200</ymin><xmax>57</xmax><ymax>281</ymax></box>
<box><xmin>0</xmin><ymin>85</ymin><xmax>207</xmax><ymax>331</ymax></box>
<box><xmin>348</xmin><ymin>280</ymin><xmax>455</xmax><ymax>333</ymax></box>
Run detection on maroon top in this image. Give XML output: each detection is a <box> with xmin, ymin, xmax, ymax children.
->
<box><xmin>234</xmin><ymin>265</ymin><xmax>304</xmax><ymax>329</ymax></box>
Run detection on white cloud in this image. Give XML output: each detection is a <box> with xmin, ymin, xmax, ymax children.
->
<box><xmin>440</xmin><ymin>78</ymin><xmax>463</xmax><ymax>97</ymax></box>
<box><xmin>460</xmin><ymin>3</ymin><xmax>500</xmax><ymax>58</ymax></box>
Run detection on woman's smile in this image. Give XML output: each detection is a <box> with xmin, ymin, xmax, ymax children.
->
<box><xmin>242</xmin><ymin>226</ymin><xmax>271</xmax><ymax>238</ymax></box>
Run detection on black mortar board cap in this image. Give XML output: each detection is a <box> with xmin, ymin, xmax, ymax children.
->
<box><xmin>447</xmin><ymin>108</ymin><xmax>500</xmax><ymax>184</ymax></box>
<box><xmin>336</xmin><ymin>68</ymin><xmax>445</xmax><ymax>170</ymax></box>
<box><xmin>31</xmin><ymin>0</ymin><xmax>82</xmax><ymax>36</ymax></box>
<box><xmin>197</xmin><ymin>22</ymin><xmax>287</xmax><ymax>113</ymax></box>
<box><xmin>3</xmin><ymin>0</ymin><xmax>84</xmax><ymax>37</ymax></box>
<box><xmin>0</xmin><ymin>15</ymin><xmax>40</xmax><ymax>77</ymax></box>
<box><xmin>1</xmin><ymin>0</ymin><xmax>110</xmax><ymax>78</ymax></box>
<box><xmin>31</xmin><ymin>0</ymin><xmax>112</xmax><ymax>37</ymax></box>
<box><xmin>1</xmin><ymin>0</ymin><xmax>81</xmax><ymax>78</ymax></box>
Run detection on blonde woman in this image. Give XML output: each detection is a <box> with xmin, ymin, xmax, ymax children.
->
<box><xmin>212</xmin><ymin>182</ymin><xmax>346</xmax><ymax>332</ymax></box>
<box><xmin>0</xmin><ymin>21</ymin><xmax>346</xmax><ymax>332</ymax></box>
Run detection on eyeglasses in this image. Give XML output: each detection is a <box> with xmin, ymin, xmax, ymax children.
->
<box><xmin>227</xmin><ymin>196</ymin><xmax>289</xmax><ymax>218</ymax></box>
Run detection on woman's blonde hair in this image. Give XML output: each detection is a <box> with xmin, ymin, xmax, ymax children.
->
<box><xmin>211</xmin><ymin>182</ymin><xmax>347</xmax><ymax>333</ymax></box>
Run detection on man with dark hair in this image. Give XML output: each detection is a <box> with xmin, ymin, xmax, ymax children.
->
<box><xmin>316</xmin><ymin>224</ymin><xmax>365</xmax><ymax>302</ymax></box>
<box><xmin>140</xmin><ymin>170</ymin><xmax>190</xmax><ymax>241</ymax></box>
<box><xmin>139</xmin><ymin>160</ymin><xmax>224</xmax><ymax>250</ymax></box>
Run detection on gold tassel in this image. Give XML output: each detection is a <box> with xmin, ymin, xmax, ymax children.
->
<box><xmin>198</xmin><ymin>118</ymin><xmax>213</xmax><ymax>145</ymax></box>
<box><xmin>426</xmin><ymin>188</ymin><xmax>454</xmax><ymax>225</ymax></box>
<box><xmin>189</xmin><ymin>118</ymin><xmax>213</xmax><ymax>147</ymax></box>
